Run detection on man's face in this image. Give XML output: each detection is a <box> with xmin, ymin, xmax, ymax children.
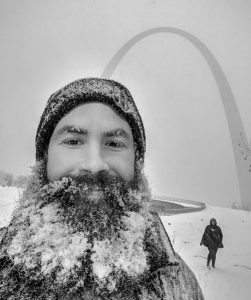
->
<box><xmin>47</xmin><ymin>103</ymin><xmax>135</xmax><ymax>185</ymax></box>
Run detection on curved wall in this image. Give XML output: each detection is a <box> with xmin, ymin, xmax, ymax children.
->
<box><xmin>101</xmin><ymin>27</ymin><xmax>251</xmax><ymax>210</ymax></box>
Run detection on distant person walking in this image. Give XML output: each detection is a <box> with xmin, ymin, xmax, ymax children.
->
<box><xmin>200</xmin><ymin>218</ymin><xmax>223</xmax><ymax>269</ymax></box>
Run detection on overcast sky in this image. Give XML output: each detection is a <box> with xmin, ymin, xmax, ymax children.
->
<box><xmin>0</xmin><ymin>0</ymin><xmax>251</xmax><ymax>208</ymax></box>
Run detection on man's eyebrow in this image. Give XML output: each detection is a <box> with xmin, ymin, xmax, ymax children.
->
<box><xmin>104</xmin><ymin>128</ymin><xmax>131</xmax><ymax>140</ymax></box>
<box><xmin>54</xmin><ymin>125</ymin><xmax>88</xmax><ymax>137</ymax></box>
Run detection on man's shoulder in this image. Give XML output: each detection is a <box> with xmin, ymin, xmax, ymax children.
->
<box><xmin>148</xmin><ymin>213</ymin><xmax>204</xmax><ymax>298</ymax></box>
<box><xmin>148</xmin><ymin>255</ymin><xmax>204</xmax><ymax>300</ymax></box>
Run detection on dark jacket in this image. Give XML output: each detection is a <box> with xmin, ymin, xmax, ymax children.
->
<box><xmin>201</xmin><ymin>224</ymin><xmax>223</xmax><ymax>251</ymax></box>
<box><xmin>0</xmin><ymin>213</ymin><xmax>204</xmax><ymax>299</ymax></box>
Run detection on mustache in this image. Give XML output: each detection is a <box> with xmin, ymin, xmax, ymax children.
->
<box><xmin>39</xmin><ymin>173</ymin><xmax>126</xmax><ymax>196</ymax></box>
<box><xmin>37</xmin><ymin>173</ymin><xmax>130</xmax><ymax>210</ymax></box>
<box><xmin>71</xmin><ymin>172</ymin><xmax>126</xmax><ymax>189</ymax></box>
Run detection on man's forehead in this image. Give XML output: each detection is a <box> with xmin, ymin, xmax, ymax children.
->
<box><xmin>52</xmin><ymin>102</ymin><xmax>133</xmax><ymax>138</ymax></box>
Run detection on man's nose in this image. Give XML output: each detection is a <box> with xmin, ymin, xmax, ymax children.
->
<box><xmin>79</xmin><ymin>144</ymin><xmax>109</xmax><ymax>175</ymax></box>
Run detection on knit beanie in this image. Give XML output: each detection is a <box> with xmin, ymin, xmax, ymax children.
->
<box><xmin>35</xmin><ymin>78</ymin><xmax>146</xmax><ymax>166</ymax></box>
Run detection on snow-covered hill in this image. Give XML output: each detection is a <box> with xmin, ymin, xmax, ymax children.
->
<box><xmin>0</xmin><ymin>187</ymin><xmax>250</xmax><ymax>299</ymax></box>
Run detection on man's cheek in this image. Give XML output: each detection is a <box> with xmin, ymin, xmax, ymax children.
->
<box><xmin>114</xmin><ymin>163</ymin><xmax>135</xmax><ymax>183</ymax></box>
<box><xmin>47</xmin><ymin>159</ymin><xmax>72</xmax><ymax>182</ymax></box>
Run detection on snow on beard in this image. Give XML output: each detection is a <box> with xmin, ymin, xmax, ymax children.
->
<box><xmin>37</xmin><ymin>173</ymin><xmax>145</xmax><ymax>241</ymax></box>
<box><xmin>7</xmin><ymin>166</ymin><xmax>152</xmax><ymax>295</ymax></box>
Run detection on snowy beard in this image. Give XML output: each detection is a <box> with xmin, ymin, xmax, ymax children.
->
<box><xmin>37</xmin><ymin>173</ymin><xmax>146</xmax><ymax>238</ymax></box>
<box><xmin>6</xmin><ymin>164</ymin><xmax>153</xmax><ymax>296</ymax></box>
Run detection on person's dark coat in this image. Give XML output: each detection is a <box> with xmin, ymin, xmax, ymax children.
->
<box><xmin>201</xmin><ymin>223</ymin><xmax>223</xmax><ymax>251</ymax></box>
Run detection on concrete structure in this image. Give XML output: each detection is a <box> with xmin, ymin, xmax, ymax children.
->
<box><xmin>102</xmin><ymin>27</ymin><xmax>251</xmax><ymax>210</ymax></box>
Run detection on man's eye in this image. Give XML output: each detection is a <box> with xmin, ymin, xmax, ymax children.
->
<box><xmin>105</xmin><ymin>140</ymin><xmax>126</xmax><ymax>148</ymax></box>
<box><xmin>63</xmin><ymin>138</ymin><xmax>82</xmax><ymax>146</ymax></box>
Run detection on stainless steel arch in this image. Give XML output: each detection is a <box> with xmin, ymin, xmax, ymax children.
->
<box><xmin>101</xmin><ymin>27</ymin><xmax>251</xmax><ymax>210</ymax></box>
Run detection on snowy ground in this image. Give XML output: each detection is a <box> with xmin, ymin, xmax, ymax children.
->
<box><xmin>161</xmin><ymin>206</ymin><xmax>251</xmax><ymax>300</ymax></box>
<box><xmin>0</xmin><ymin>186</ymin><xmax>20</xmax><ymax>228</ymax></box>
<box><xmin>1</xmin><ymin>187</ymin><xmax>251</xmax><ymax>299</ymax></box>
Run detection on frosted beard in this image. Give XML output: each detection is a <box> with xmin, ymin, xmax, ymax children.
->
<box><xmin>2</xmin><ymin>163</ymin><xmax>164</xmax><ymax>299</ymax></box>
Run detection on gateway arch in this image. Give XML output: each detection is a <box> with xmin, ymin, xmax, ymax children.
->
<box><xmin>101</xmin><ymin>27</ymin><xmax>251</xmax><ymax>210</ymax></box>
